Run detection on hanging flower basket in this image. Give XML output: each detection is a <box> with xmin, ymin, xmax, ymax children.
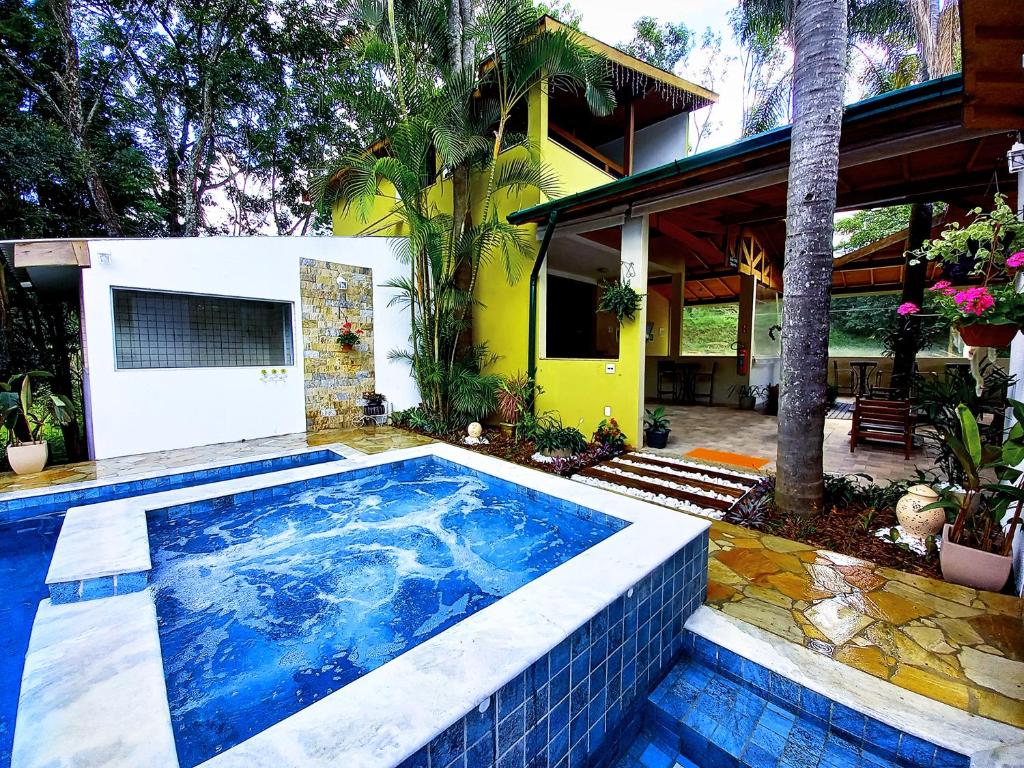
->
<box><xmin>957</xmin><ymin>323</ymin><xmax>1020</xmax><ymax>348</ymax></box>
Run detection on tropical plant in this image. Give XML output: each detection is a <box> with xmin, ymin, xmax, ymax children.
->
<box><xmin>773</xmin><ymin>0</ymin><xmax>847</xmax><ymax>518</ymax></box>
<box><xmin>0</xmin><ymin>371</ymin><xmax>75</xmax><ymax>446</ymax></box>
<box><xmin>593</xmin><ymin>418</ymin><xmax>627</xmax><ymax>453</ymax></box>
<box><xmin>363</xmin><ymin>392</ymin><xmax>386</xmax><ymax>407</ymax></box>
<box><xmin>316</xmin><ymin>0</ymin><xmax>613</xmax><ymax>430</ymax></box>
<box><xmin>643</xmin><ymin>406</ymin><xmax>671</xmax><ymax>433</ymax></box>
<box><xmin>597</xmin><ymin>280</ymin><xmax>645</xmax><ymax>325</ymax></box>
<box><xmin>922</xmin><ymin>403</ymin><xmax>1024</xmax><ymax>555</ymax></box>
<box><xmin>535</xmin><ymin>420</ymin><xmax>588</xmax><ymax>455</ymax></box>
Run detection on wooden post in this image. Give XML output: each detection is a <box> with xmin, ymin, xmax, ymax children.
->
<box><xmin>623</xmin><ymin>100</ymin><xmax>635</xmax><ymax>175</ymax></box>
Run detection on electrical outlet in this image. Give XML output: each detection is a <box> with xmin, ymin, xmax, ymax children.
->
<box><xmin>604</xmin><ymin>406</ymin><xmax>612</xmax><ymax>417</ymax></box>
<box><xmin>605</xmin><ymin>363</ymin><xmax>616</xmax><ymax>374</ymax></box>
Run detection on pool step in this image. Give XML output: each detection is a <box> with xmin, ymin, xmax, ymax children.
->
<box><xmin>612</xmin><ymin>653</ymin><xmax>968</xmax><ymax>768</ymax></box>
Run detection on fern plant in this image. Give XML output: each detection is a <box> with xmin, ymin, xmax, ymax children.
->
<box><xmin>597</xmin><ymin>280</ymin><xmax>645</xmax><ymax>325</ymax></box>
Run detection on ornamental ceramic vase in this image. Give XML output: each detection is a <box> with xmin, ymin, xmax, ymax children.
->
<box><xmin>6</xmin><ymin>441</ymin><xmax>49</xmax><ymax>475</ymax></box>
<box><xmin>957</xmin><ymin>323</ymin><xmax>1020</xmax><ymax>348</ymax></box>
<box><xmin>895</xmin><ymin>484</ymin><xmax>943</xmax><ymax>538</ymax></box>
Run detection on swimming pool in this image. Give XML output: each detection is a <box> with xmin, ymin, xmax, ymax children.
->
<box><xmin>14</xmin><ymin>445</ymin><xmax>711</xmax><ymax>768</ymax></box>
<box><xmin>0</xmin><ymin>513</ymin><xmax>62</xmax><ymax>768</ymax></box>
<box><xmin>149</xmin><ymin>456</ymin><xmax>625</xmax><ymax>766</ymax></box>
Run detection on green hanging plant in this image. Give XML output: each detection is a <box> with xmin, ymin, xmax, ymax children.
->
<box><xmin>597</xmin><ymin>280</ymin><xmax>645</xmax><ymax>325</ymax></box>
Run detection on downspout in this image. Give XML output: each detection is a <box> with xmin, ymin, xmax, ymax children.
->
<box><xmin>527</xmin><ymin>210</ymin><xmax>559</xmax><ymax>412</ymax></box>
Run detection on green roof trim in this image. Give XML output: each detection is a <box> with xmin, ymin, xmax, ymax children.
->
<box><xmin>507</xmin><ymin>74</ymin><xmax>965</xmax><ymax>225</ymax></box>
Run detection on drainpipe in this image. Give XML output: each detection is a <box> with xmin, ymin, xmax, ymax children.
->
<box><xmin>527</xmin><ymin>210</ymin><xmax>559</xmax><ymax>412</ymax></box>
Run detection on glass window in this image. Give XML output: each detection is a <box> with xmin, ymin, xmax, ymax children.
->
<box><xmin>112</xmin><ymin>289</ymin><xmax>294</xmax><ymax>369</ymax></box>
<box><xmin>681</xmin><ymin>304</ymin><xmax>738</xmax><ymax>355</ymax></box>
<box><xmin>545</xmin><ymin>274</ymin><xmax>619</xmax><ymax>359</ymax></box>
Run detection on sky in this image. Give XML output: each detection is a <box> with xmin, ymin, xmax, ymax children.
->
<box><xmin>566</xmin><ymin>0</ymin><xmax>749</xmax><ymax>150</ymax></box>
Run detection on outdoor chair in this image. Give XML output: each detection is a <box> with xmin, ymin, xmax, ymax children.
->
<box><xmin>692</xmin><ymin>362</ymin><xmax>716</xmax><ymax>406</ymax></box>
<box><xmin>656</xmin><ymin>360</ymin><xmax>679</xmax><ymax>403</ymax></box>
<box><xmin>831</xmin><ymin>361</ymin><xmax>854</xmax><ymax>396</ymax></box>
<box><xmin>850</xmin><ymin>397</ymin><xmax>915</xmax><ymax>460</ymax></box>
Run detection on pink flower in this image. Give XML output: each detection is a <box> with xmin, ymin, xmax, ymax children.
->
<box><xmin>897</xmin><ymin>302</ymin><xmax>920</xmax><ymax>316</ymax></box>
<box><xmin>953</xmin><ymin>286</ymin><xmax>995</xmax><ymax>317</ymax></box>
<box><xmin>1008</xmin><ymin>251</ymin><xmax>1024</xmax><ymax>269</ymax></box>
<box><xmin>929</xmin><ymin>280</ymin><xmax>951</xmax><ymax>292</ymax></box>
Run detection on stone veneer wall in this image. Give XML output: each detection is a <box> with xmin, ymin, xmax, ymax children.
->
<box><xmin>300</xmin><ymin>258</ymin><xmax>374</xmax><ymax>431</ymax></box>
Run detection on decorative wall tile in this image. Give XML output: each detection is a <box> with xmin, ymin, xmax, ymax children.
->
<box><xmin>299</xmin><ymin>259</ymin><xmax>375</xmax><ymax>431</ymax></box>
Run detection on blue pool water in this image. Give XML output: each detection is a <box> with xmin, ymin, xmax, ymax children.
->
<box><xmin>149</xmin><ymin>456</ymin><xmax>623</xmax><ymax>767</ymax></box>
<box><xmin>0</xmin><ymin>512</ymin><xmax>62</xmax><ymax>767</ymax></box>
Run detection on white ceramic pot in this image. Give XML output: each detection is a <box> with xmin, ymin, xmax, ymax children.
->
<box><xmin>6</xmin><ymin>441</ymin><xmax>49</xmax><ymax>475</ymax></box>
<box><xmin>940</xmin><ymin>524</ymin><xmax>1012</xmax><ymax>592</ymax></box>
<box><xmin>895</xmin><ymin>484</ymin><xmax>944</xmax><ymax>538</ymax></box>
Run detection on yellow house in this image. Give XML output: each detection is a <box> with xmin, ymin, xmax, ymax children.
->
<box><xmin>333</xmin><ymin>16</ymin><xmax>717</xmax><ymax>443</ymax></box>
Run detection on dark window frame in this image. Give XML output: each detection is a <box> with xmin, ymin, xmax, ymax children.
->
<box><xmin>111</xmin><ymin>287</ymin><xmax>295</xmax><ymax>370</ymax></box>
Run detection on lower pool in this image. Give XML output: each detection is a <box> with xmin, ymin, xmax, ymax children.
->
<box><xmin>0</xmin><ymin>512</ymin><xmax>62</xmax><ymax>768</ymax></box>
<box><xmin>149</xmin><ymin>455</ymin><xmax>626</xmax><ymax>767</ymax></box>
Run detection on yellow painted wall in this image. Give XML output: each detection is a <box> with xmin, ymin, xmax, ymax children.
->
<box><xmin>645</xmin><ymin>291</ymin><xmax>670</xmax><ymax>357</ymax></box>
<box><xmin>331</xmin><ymin>81</ymin><xmax>656</xmax><ymax>442</ymax></box>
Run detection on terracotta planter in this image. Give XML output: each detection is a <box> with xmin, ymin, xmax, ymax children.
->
<box><xmin>957</xmin><ymin>323</ymin><xmax>1019</xmax><ymax>348</ymax></box>
<box><xmin>7</xmin><ymin>441</ymin><xmax>49</xmax><ymax>475</ymax></box>
<box><xmin>940</xmin><ymin>524</ymin><xmax>1012</xmax><ymax>592</ymax></box>
<box><xmin>896</xmin><ymin>485</ymin><xmax>944</xmax><ymax>538</ymax></box>
<box><xmin>341</xmin><ymin>343</ymin><xmax>354</xmax><ymax>352</ymax></box>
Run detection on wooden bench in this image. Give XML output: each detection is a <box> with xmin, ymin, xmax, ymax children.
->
<box><xmin>850</xmin><ymin>397</ymin><xmax>915</xmax><ymax>460</ymax></box>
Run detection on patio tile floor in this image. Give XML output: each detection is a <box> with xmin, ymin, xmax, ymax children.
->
<box><xmin>706</xmin><ymin>519</ymin><xmax>1023</xmax><ymax>729</ymax></box>
<box><xmin>0</xmin><ymin>426</ymin><xmax>433</xmax><ymax>494</ymax></box>
<box><xmin>645</xmin><ymin>405</ymin><xmax>938</xmax><ymax>484</ymax></box>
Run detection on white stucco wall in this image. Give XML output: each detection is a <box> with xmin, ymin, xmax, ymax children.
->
<box><xmin>596</xmin><ymin>112</ymin><xmax>690</xmax><ymax>174</ymax></box>
<box><xmin>80</xmin><ymin>237</ymin><xmax>416</xmax><ymax>459</ymax></box>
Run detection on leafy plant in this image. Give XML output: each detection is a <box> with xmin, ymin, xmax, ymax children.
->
<box><xmin>0</xmin><ymin>372</ymin><xmax>75</xmax><ymax>446</ymax></box>
<box><xmin>337</xmin><ymin>322</ymin><xmax>364</xmax><ymax>347</ymax></box>
<box><xmin>921</xmin><ymin>402</ymin><xmax>1024</xmax><ymax>555</ymax></box>
<box><xmin>535</xmin><ymin>420</ymin><xmax>588</xmax><ymax>455</ymax></box>
<box><xmin>363</xmin><ymin>392</ymin><xmax>386</xmax><ymax>407</ymax></box>
<box><xmin>597</xmin><ymin>280</ymin><xmax>645</xmax><ymax>325</ymax></box>
<box><xmin>593</xmin><ymin>418</ymin><xmax>627</xmax><ymax>453</ymax></box>
<box><xmin>643</xmin><ymin>406</ymin><xmax>670</xmax><ymax>433</ymax></box>
<box><xmin>728</xmin><ymin>384</ymin><xmax>768</xmax><ymax>401</ymax></box>
<box><xmin>497</xmin><ymin>372</ymin><xmax>546</xmax><ymax>442</ymax></box>
<box><xmin>725</xmin><ymin>492</ymin><xmax>769</xmax><ymax>530</ymax></box>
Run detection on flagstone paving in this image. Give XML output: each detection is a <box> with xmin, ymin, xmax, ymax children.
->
<box><xmin>705</xmin><ymin>518</ymin><xmax>1024</xmax><ymax>728</ymax></box>
<box><xmin>0</xmin><ymin>426</ymin><xmax>432</xmax><ymax>494</ymax></box>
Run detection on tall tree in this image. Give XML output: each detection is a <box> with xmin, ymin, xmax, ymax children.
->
<box><xmin>619</xmin><ymin>16</ymin><xmax>692</xmax><ymax>73</ymax></box>
<box><xmin>775</xmin><ymin>0</ymin><xmax>848</xmax><ymax>516</ymax></box>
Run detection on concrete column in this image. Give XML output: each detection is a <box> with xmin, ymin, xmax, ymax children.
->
<box><xmin>669</xmin><ymin>272</ymin><xmax>684</xmax><ymax>359</ymax></box>
<box><xmin>621</xmin><ymin>214</ymin><xmax>650</xmax><ymax>442</ymax></box>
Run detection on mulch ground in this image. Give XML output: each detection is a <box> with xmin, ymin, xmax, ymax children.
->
<box><xmin>764</xmin><ymin>503</ymin><xmax>942</xmax><ymax>579</ymax></box>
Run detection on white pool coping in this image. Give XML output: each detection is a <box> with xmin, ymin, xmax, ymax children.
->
<box><xmin>685</xmin><ymin>608</ymin><xmax>1024</xmax><ymax>768</ymax></box>
<box><xmin>1</xmin><ymin>443</ymin><xmax>359</xmax><ymax>505</ymax></box>
<box><xmin>16</xmin><ymin>443</ymin><xmax>710</xmax><ymax>768</ymax></box>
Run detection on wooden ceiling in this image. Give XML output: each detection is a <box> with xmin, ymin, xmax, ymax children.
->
<box><xmin>961</xmin><ymin>0</ymin><xmax>1024</xmax><ymax>129</ymax></box>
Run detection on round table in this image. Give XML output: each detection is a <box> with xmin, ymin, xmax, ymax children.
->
<box><xmin>850</xmin><ymin>361</ymin><xmax>876</xmax><ymax>397</ymax></box>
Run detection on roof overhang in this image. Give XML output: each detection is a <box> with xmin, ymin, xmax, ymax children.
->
<box><xmin>960</xmin><ymin>0</ymin><xmax>1024</xmax><ymax>130</ymax></box>
<box><xmin>509</xmin><ymin>75</ymin><xmax>1011</xmax><ymax>228</ymax></box>
<box><xmin>2</xmin><ymin>239</ymin><xmax>90</xmax><ymax>297</ymax></box>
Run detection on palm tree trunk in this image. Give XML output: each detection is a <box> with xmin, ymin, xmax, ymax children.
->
<box><xmin>776</xmin><ymin>0</ymin><xmax>849</xmax><ymax>517</ymax></box>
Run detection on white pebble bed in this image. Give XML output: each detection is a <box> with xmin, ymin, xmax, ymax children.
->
<box><xmin>575</xmin><ymin>475</ymin><xmax>723</xmax><ymax>519</ymax></box>
<box><xmin>630</xmin><ymin>452</ymin><xmax>763</xmax><ymax>482</ymax></box>
<box><xmin>611</xmin><ymin>457</ymin><xmax>751</xmax><ymax>492</ymax></box>
<box><xmin>591</xmin><ymin>464</ymin><xmax>737</xmax><ymax>503</ymax></box>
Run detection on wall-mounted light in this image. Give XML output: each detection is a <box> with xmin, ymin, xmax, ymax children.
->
<box><xmin>1008</xmin><ymin>139</ymin><xmax>1024</xmax><ymax>175</ymax></box>
<box><xmin>336</xmin><ymin>275</ymin><xmax>348</xmax><ymax>290</ymax></box>
<box><xmin>97</xmin><ymin>252</ymin><xmax>111</xmax><ymax>265</ymax></box>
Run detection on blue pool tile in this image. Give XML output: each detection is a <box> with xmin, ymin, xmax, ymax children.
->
<box><xmin>549</xmin><ymin>725</ymin><xmax>569</xmax><ymax>766</ymax></box>
<box><xmin>570</xmin><ymin>709</ymin><xmax>589</xmax><ymax>746</ymax></box>
<box><xmin>498</xmin><ymin>705</ymin><xmax>526</xmax><ymax>754</ymax></box>
<box><xmin>497</xmin><ymin>737</ymin><xmax>525</xmax><ymax>768</ymax></box>
<box><xmin>397</xmin><ymin>747</ymin><xmax>429</xmax><ymax>767</ymax></box>
<box><xmin>468</xmin><ymin>731</ymin><xmax>495</xmax><ymax>767</ymax></box>
<box><xmin>48</xmin><ymin>580</ymin><xmax>79</xmax><ymax>604</ymax></box>
<box><xmin>551</xmin><ymin>667</ymin><xmax>570</xmax><ymax>704</ymax></box>
<box><xmin>639</xmin><ymin>743</ymin><xmax>674</xmax><ymax>768</ymax></box>
<box><xmin>429</xmin><ymin>720</ymin><xmax>465</xmax><ymax>767</ymax></box>
<box><xmin>799</xmin><ymin>687</ymin><xmax>832</xmax><ymax>725</ymax></box>
<box><xmin>525</xmin><ymin>718</ymin><xmax>547</xmax><ymax>762</ymax></box>
<box><xmin>81</xmin><ymin>575</ymin><xmax>116</xmax><ymax>601</ymax></box>
<box><xmin>767</xmin><ymin>672</ymin><xmax>801</xmax><ymax>709</ymax></box>
<box><xmin>551</xmin><ymin>638</ymin><xmax>571</xmax><ymax>673</ymax></box>
<box><xmin>831</xmin><ymin>704</ymin><xmax>867</xmax><ymax>743</ymax></box>
<box><xmin>467</xmin><ymin>700</ymin><xmax>494</xmax><ymax>745</ymax></box>
<box><xmin>742</xmin><ymin>742</ymin><xmax>779</xmax><ymax>768</ymax></box>
<box><xmin>896</xmin><ymin>733</ymin><xmax>936</xmax><ymax>767</ymax></box>
<box><xmin>499</xmin><ymin>673</ymin><xmax>527</xmax><ymax>719</ymax></box>
<box><xmin>931</xmin><ymin>746</ymin><xmax>969</xmax><ymax>768</ymax></box>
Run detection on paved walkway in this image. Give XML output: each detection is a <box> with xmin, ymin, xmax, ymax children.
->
<box><xmin>646</xmin><ymin>404</ymin><xmax>937</xmax><ymax>483</ymax></box>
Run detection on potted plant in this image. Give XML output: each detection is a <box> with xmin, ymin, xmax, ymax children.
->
<box><xmin>362</xmin><ymin>392</ymin><xmax>386</xmax><ymax>417</ymax></box>
<box><xmin>338</xmin><ymin>322</ymin><xmax>364</xmax><ymax>351</ymax></box>
<box><xmin>729</xmin><ymin>384</ymin><xmax>765</xmax><ymax>411</ymax></box>
<box><xmin>904</xmin><ymin>194</ymin><xmax>1024</xmax><ymax>349</ymax></box>
<box><xmin>593</xmin><ymin>418</ymin><xmax>627</xmax><ymax>455</ymax></box>
<box><xmin>534</xmin><ymin>420</ymin><xmax>588</xmax><ymax>458</ymax></box>
<box><xmin>497</xmin><ymin>372</ymin><xmax>537</xmax><ymax>440</ymax></box>
<box><xmin>1</xmin><ymin>371</ymin><xmax>75</xmax><ymax>475</ymax></box>
<box><xmin>922</xmin><ymin>402</ymin><xmax>1024</xmax><ymax>591</ymax></box>
<box><xmin>597</xmin><ymin>280</ymin><xmax>645</xmax><ymax>325</ymax></box>
<box><xmin>643</xmin><ymin>406</ymin><xmax>671</xmax><ymax>449</ymax></box>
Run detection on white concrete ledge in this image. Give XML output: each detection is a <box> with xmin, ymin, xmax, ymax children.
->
<box><xmin>684</xmin><ymin>607</ymin><xmax>1024</xmax><ymax>768</ymax></box>
<box><xmin>46</xmin><ymin>502</ymin><xmax>150</xmax><ymax>584</ymax></box>
<box><xmin>12</xmin><ymin>591</ymin><xmax>178</xmax><ymax>768</ymax></box>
